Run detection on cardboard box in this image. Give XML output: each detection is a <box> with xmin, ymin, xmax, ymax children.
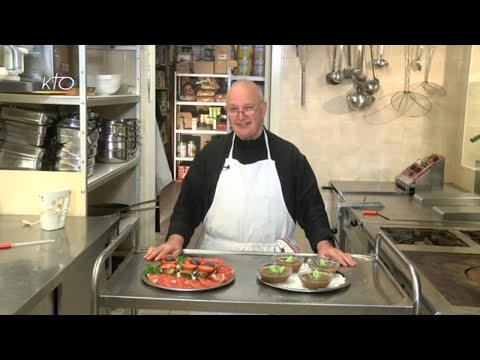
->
<box><xmin>177</xmin><ymin>112</ymin><xmax>193</xmax><ymax>129</ymax></box>
<box><xmin>215</xmin><ymin>45</ymin><xmax>232</xmax><ymax>61</ymax></box>
<box><xmin>214</xmin><ymin>59</ymin><xmax>238</xmax><ymax>74</ymax></box>
<box><xmin>193</xmin><ymin>61</ymin><xmax>214</xmax><ymax>74</ymax></box>
<box><xmin>177</xmin><ymin>62</ymin><xmax>190</xmax><ymax>74</ymax></box>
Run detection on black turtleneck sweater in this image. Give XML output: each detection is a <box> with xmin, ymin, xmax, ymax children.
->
<box><xmin>167</xmin><ymin>128</ymin><xmax>334</xmax><ymax>252</ymax></box>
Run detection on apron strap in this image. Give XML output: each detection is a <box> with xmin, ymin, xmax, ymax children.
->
<box><xmin>228</xmin><ymin>129</ymin><xmax>271</xmax><ymax>160</ymax></box>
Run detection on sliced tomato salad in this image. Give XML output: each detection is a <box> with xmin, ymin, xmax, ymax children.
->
<box><xmin>144</xmin><ymin>255</ymin><xmax>234</xmax><ymax>290</ymax></box>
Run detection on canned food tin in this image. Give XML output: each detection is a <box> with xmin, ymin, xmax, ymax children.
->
<box><xmin>187</xmin><ymin>141</ymin><xmax>196</xmax><ymax>157</ymax></box>
<box><xmin>237</xmin><ymin>58</ymin><xmax>252</xmax><ymax>76</ymax></box>
<box><xmin>237</xmin><ymin>45</ymin><xmax>253</xmax><ymax>59</ymax></box>
<box><xmin>253</xmin><ymin>45</ymin><xmax>265</xmax><ymax>60</ymax></box>
<box><xmin>177</xmin><ymin>141</ymin><xmax>187</xmax><ymax>157</ymax></box>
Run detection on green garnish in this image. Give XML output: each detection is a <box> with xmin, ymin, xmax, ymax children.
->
<box><xmin>308</xmin><ymin>269</ymin><xmax>322</xmax><ymax>280</ymax></box>
<box><xmin>144</xmin><ymin>263</ymin><xmax>161</xmax><ymax>276</ymax></box>
<box><xmin>286</xmin><ymin>255</ymin><xmax>294</xmax><ymax>263</ymax></box>
<box><xmin>176</xmin><ymin>254</ymin><xmax>187</xmax><ymax>265</ymax></box>
<box><xmin>316</xmin><ymin>258</ymin><xmax>327</xmax><ymax>266</ymax></box>
<box><xmin>268</xmin><ymin>265</ymin><xmax>285</xmax><ymax>274</ymax></box>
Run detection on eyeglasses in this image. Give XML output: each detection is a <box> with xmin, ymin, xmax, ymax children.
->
<box><xmin>226</xmin><ymin>104</ymin><xmax>260</xmax><ymax>117</ymax></box>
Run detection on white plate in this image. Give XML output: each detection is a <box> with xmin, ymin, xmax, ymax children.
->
<box><xmin>257</xmin><ymin>263</ymin><xmax>351</xmax><ymax>293</ymax></box>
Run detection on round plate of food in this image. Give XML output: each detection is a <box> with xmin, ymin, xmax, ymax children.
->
<box><xmin>142</xmin><ymin>255</ymin><xmax>235</xmax><ymax>291</ymax></box>
<box><xmin>256</xmin><ymin>263</ymin><xmax>350</xmax><ymax>293</ymax></box>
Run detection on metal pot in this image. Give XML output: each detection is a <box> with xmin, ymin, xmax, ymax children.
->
<box><xmin>88</xmin><ymin>199</ymin><xmax>158</xmax><ymax>217</ymax></box>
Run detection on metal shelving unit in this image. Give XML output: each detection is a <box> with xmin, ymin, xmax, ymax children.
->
<box><xmin>0</xmin><ymin>45</ymin><xmax>147</xmax><ymax>216</ymax></box>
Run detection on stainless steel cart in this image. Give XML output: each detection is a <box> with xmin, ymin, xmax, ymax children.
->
<box><xmin>92</xmin><ymin>232</ymin><xmax>420</xmax><ymax>315</ymax></box>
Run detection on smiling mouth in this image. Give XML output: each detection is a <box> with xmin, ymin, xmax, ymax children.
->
<box><xmin>235</xmin><ymin>121</ymin><xmax>251</xmax><ymax>128</ymax></box>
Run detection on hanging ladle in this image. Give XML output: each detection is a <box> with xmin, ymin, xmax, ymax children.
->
<box><xmin>359</xmin><ymin>45</ymin><xmax>380</xmax><ymax>95</ymax></box>
<box><xmin>347</xmin><ymin>86</ymin><xmax>375</xmax><ymax>111</ymax></box>
<box><xmin>326</xmin><ymin>45</ymin><xmax>339</xmax><ymax>85</ymax></box>
<box><xmin>373</xmin><ymin>45</ymin><xmax>389</xmax><ymax>69</ymax></box>
<box><xmin>343</xmin><ymin>45</ymin><xmax>353</xmax><ymax>79</ymax></box>
<box><xmin>330</xmin><ymin>45</ymin><xmax>345</xmax><ymax>84</ymax></box>
<box><xmin>351</xmin><ymin>45</ymin><xmax>366</xmax><ymax>85</ymax></box>
<box><xmin>411</xmin><ymin>45</ymin><xmax>423</xmax><ymax>71</ymax></box>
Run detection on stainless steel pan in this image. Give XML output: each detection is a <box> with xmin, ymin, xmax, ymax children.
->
<box><xmin>88</xmin><ymin>198</ymin><xmax>158</xmax><ymax>217</ymax></box>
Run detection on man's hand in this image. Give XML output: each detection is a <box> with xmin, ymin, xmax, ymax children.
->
<box><xmin>144</xmin><ymin>234</ymin><xmax>184</xmax><ymax>261</ymax></box>
<box><xmin>316</xmin><ymin>240</ymin><xmax>356</xmax><ymax>267</ymax></box>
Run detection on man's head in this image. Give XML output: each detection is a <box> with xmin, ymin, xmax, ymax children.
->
<box><xmin>225</xmin><ymin>80</ymin><xmax>267</xmax><ymax>140</ymax></box>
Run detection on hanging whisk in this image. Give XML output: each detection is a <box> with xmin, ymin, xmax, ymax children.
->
<box><xmin>297</xmin><ymin>45</ymin><xmax>311</xmax><ymax>107</ymax></box>
<box><xmin>390</xmin><ymin>45</ymin><xmax>432</xmax><ymax>117</ymax></box>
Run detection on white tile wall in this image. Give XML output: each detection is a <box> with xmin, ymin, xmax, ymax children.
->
<box><xmin>273</xmin><ymin>45</ymin><xmax>471</xmax><ymax>190</ymax></box>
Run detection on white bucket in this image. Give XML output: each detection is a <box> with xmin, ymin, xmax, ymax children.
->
<box><xmin>39</xmin><ymin>189</ymin><xmax>71</xmax><ymax>231</ymax></box>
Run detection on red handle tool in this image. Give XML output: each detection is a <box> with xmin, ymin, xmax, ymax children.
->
<box><xmin>0</xmin><ymin>240</ymin><xmax>55</xmax><ymax>250</ymax></box>
<box><xmin>362</xmin><ymin>210</ymin><xmax>390</xmax><ymax>220</ymax></box>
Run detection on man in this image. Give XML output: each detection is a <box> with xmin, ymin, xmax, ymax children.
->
<box><xmin>145</xmin><ymin>80</ymin><xmax>355</xmax><ymax>267</ymax></box>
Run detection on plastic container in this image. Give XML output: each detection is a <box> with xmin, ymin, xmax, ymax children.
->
<box><xmin>39</xmin><ymin>189</ymin><xmax>71</xmax><ymax>231</ymax></box>
<box><xmin>237</xmin><ymin>45</ymin><xmax>253</xmax><ymax>59</ymax></box>
<box><xmin>253</xmin><ymin>45</ymin><xmax>265</xmax><ymax>60</ymax></box>
<box><xmin>237</xmin><ymin>58</ymin><xmax>252</xmax><ymax>76</ymax></box>
<box><xmin>253</xmin><ymin>59</ymin><xmax>265</xmax><ymax>77</ymax></box>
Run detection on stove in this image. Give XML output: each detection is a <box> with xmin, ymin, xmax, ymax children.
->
<box><xmin>381</xmin><ymin>227</ymin><xmax>469</xmax><ymax>247</ymax></box>
<box><xmin>353</xmin><ymin>222</ymin><xmax>480</xmax><ymax>314</ymax></box>
<box><xmin>403</xmin><ymin>252</ymin><xmax>480</xmax><ymax>310</ymax></box>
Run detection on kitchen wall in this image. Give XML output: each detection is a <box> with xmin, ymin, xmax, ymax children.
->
<box><xmin>271</xmin><ymin>45</ymin><xmax>471</xmax><ymax>193</ymax></box>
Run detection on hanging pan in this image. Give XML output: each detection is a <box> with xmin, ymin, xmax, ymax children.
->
<box><xmin>88</xmin><ymin>198</ymin><xmax>158</xmax><ymax>217</ymax></box>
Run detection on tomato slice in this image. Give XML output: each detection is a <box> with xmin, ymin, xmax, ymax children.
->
<box><xmin>185</xmin><ymin>279</ymin><xmax>204</xmax><ymax>289</ymax></box>
<box><xmin>182</xmin><ymin>262</ymin><xmax>197</xmax><ymax>271</ymax></box>
<box><xmin>198</xmin><ymin>278</ymin><xmax>220</xmax><ymax>288</ymax></box>
<box><xmin>147</xmin><ymin>274</ymin><xmax>161</xmax><ymax>283</ymax></box>
<box><xmin>216</xmin><ymin>265</ymin><xmax>233</xmax><ymax>273</ymax></box>
<box><xmin>198</xmin><ymin>265</ymin><xmax>215</xmax><ymax>273</ymax></box>
<box><xmin>221</xmin><ymin>270</ymin><xmax>235</xmax><ymax>282</ymax></box>
<box><xmin>166</xmin><ymin>277</ymin><xmax>180</xmax><ymax>288</ymax></box>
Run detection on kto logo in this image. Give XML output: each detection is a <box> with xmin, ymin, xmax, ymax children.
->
<box><xmin>42</xmin><ymin>73</ymin><xmax>75</xmax><ymax>91</ymax></box>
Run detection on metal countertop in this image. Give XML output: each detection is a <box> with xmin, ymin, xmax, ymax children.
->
<box><xmin>97</xmin><ymin>250</ymin><xmax>415</xmax><ymax>315</ymax></box>
<box><xmin>0</xmin><ymin>214</ymin><xmax>120</xmax><ymax>314</ymax></box>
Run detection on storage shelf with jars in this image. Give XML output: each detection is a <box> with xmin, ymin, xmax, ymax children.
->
<box><xmin>0</xmin><ymin>45</ymin><xmax>156</xmax><ymax>219</ymax></box>
<box><xmin>172</xmin><ymin>45</ymin><xmax>271</xmax><ymax>181</ymax></box>
<box><xmin>173</xmin><ymin>71</ymin><xmax>230</xmax><ymax>181</ymax></box>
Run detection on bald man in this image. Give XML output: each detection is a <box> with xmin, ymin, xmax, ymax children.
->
<box><xmin>146</xmin><ymin>80</ymin><xmax>355</xmax><ymax>267</ymax></box>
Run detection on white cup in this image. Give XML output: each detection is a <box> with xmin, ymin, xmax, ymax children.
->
<box><xmin>39</xmin><ymin>189</ymin><xmax>71</xmax><ymax>231</ymax></box>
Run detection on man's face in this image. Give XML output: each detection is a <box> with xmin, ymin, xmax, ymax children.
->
<box><xmin>226</xmin><ymin>84</ymin><xmax>267</xmax><ymax>141</ymax></box>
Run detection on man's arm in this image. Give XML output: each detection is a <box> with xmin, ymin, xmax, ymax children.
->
<box><xmin>166</xmin><ymin>153</ymin><xmax>207</xmax><ymax>248</ymax></box>
<box><xmin>293</xmin><ymin>153</ymin><xmax>335</xmax><ymax>252</ymax></box>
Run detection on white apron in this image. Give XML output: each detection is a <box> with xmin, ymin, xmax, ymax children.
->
<box><xmin>201</xmin><ymin>130</ymin><xmax>296</xmax><ymax>252</ymax></box>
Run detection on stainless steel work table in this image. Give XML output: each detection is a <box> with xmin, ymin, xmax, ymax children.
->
<box><xmin>94</xmin><ymin>249</ymin><xmax>417</xmax><ymax>315</ymax></box>
<box><xmin>0</xmin><ymin>214</ymin><xmax>120</xmax><ymax>314</ymax></box>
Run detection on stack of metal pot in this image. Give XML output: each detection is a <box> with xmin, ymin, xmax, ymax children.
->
<box><xmin>0</xmin><ymin>106</ymin><xmax>57</xmax><ymax>170</ymax></box>
<box><xmin>55</xmin><ymin>113</ymin><xmax>99</xmax><ymax>177</ymax></box>
<box><xmin>96</xmin><ymin>118</ymin><xmax>139</xmax><ymax>163</ymax></box>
